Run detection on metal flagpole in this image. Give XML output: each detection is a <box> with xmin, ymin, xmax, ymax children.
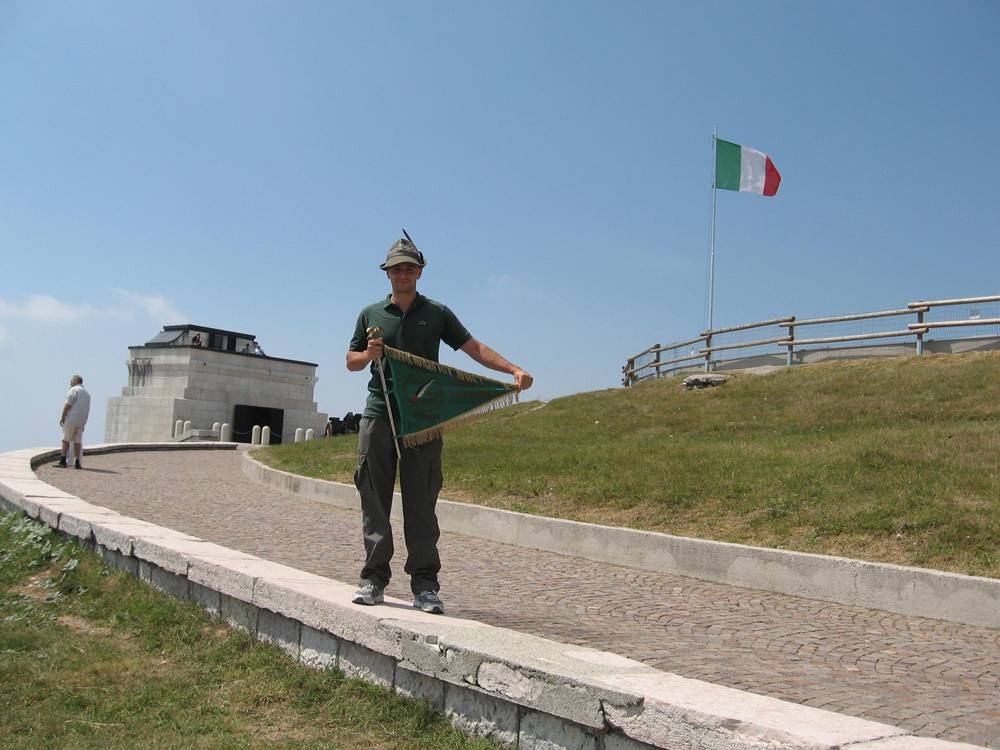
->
<box><xmin>366</xmin><ymin>326</ymin><xmax>402</xmax><ymax>460</ymax></box>
<box><xmin>708</xmin><ymin>126</ymin><xmax>719</xmax><ymax>332</ymax></box>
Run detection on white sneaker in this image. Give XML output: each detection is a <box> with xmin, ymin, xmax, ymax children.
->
<box><xmin>352</xmin><ymin>582</ymin><xmax>384</xmax><ymax>605</ymax></box>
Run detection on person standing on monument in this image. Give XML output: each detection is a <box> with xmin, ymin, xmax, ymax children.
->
<box><xmin>58</xmin><ymin>374</ymin><xmax>91</xmax><ymax>469</ymax></box>
<box><xmin>346</xmin><ymin>236</ymin><xmax>532</xmax><ymax>613</ymax></box>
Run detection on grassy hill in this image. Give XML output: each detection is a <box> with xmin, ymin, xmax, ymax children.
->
<box><xmin>260</xmin><ymin>351</ymin><xmax>1000</xmax><ymax>579</ymax></box>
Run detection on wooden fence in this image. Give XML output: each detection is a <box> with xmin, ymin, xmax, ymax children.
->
<box><xmin>622</xmin><ymin>294</ymin><xmax>1000</xmax><ymax>386</ymax></box>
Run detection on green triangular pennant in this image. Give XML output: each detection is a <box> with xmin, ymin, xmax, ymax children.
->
<box><xmin>383</xmin><ymin>346</ymin><xmax>518</xmax><ymax>447</ymax></box>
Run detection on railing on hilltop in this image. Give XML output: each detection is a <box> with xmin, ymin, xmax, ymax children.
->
<box><xmin>623</xmin><ymin>294</ymin><xmax>1000</xmax><ymax>386</ymax></box>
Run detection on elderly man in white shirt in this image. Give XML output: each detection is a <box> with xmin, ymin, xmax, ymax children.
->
<box><xmin>58</xmin><ymin>374</ymin><xmax>91</xmax><ymax>469</ymax></box>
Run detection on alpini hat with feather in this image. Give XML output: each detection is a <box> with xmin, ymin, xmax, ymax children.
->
<box><xmin>380</xmin><ymin>230</ymin><xmax>426</xmax><ymax>270</ymax></box>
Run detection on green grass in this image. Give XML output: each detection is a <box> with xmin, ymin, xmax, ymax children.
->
<box><xmin>260</xmin><ymin>351</ymin><xmax>1000</xmax><ymax>579</ymax></box>
<box><xmin>0</xmin><ymin>512</ymin><xmax>499</xmax><ymax>750</ymax></box>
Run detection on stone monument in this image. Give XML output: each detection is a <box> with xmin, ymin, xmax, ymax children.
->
<box><xmin>104</xmin><ymin>324</ymin><xmax>327</xmax><ymax>444</ymax></box>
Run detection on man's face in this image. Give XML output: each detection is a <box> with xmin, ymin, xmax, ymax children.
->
<box><xmin>69</xmin><ymin>376</ymin><xmax>80</xmax><ymax>386</ymax></box>
<box><xmin>387</xmin><ymin>262</ymin><xmax>422</xmax><ymax>292</ymax></box>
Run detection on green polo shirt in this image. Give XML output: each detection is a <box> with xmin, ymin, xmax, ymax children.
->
<box><xmin>350</xmin><ymin>293</ymin><xmax>472</xmax><ymax>420</ymax></box>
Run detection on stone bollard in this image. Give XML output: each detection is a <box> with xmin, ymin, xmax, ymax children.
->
<box><xmin>174</xmin><ymin>420</ymin><xmax>184</xmax><ymax>439</ymax></box>
<box><xmin>220</xmin><ymin>423</ymin><xmax>232</xmax><ymax>442</ymax></box>
<box><xmin>183</xmin><ymin>420</ymin><xmax>193</xmax><ymax>434</ymax></box>
<box><xmin>305</xmin><ymin>428</ymin><xmax>315</xmax><ymax>441</ymax></box>
<box><xmin>251</xmin><ymin>425</ymin><xmax>261</xmax><ymax>446</ymax></box>
<box><xmin>212</xmin><ymin>422</ymin><xmax>221</xmax><ymax>433</ymax></box>
<box><xmin>261</xmin><ymin>426</ymin><xmax>271</xmax><ymax>446</ymax></box>
<box><xmin>295</xmin><ymin>428</ymin><xmax>305</xmax><ymax>443</ymax></box>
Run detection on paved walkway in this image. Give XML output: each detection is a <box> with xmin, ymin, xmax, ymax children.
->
<box><xmin>38</xmin><ymin>450</ymin><xmax>1000</xmax><ymax>747</ymax></box>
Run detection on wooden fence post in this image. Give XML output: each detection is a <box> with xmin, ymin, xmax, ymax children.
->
<box><xmin>786</xmin><ymin>318</ymin><xmax>795</xmax><ymax>367</ymax></box>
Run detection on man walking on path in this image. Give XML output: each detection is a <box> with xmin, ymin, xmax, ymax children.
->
<box><xmin>58</xmin><ymin>374</ymin><xmax>91</xmax><ymax>469</ymax></box>
<box><xmin>346</xmin><ymin>236</ymin><xmax>532</xmax><ymax>613</ymax></box>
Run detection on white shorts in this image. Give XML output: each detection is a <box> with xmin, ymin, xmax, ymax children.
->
<box><xmin>62</xmin><ymin>423</ymin><xmax>85</xmax><ymax>442</ymax></box>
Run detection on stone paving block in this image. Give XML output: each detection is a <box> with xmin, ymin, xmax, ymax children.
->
<box><xmin>600</xmin><ymin>672</ymin><xmax>906</xmax><ymax>750</ymax></box>
<box><xmin>0</xmin><ymin>478</ymin><xmax>77</xmax><ymax>502</ymax></box>
<box><xmin>339</xmin><ymin>639</ymin><xmax>395</xmax><ymax>689</ymax></box>
<box><xmin>395</xmin><ymin>621</ymin><xmax>645</xmax><ymax>731</ymax></box>
<box><xmin>221</xmin><ymin>593</ymin><xmax>259</xmax><ymax>633</ymax></box>
<box><xmin>97</xmin><ymin>546</ymin><xmax>140</xmax><ymax>575</ymax></box>
<box><xmin>131</xmin><ymin>537</ymin><xmax>249</xmax><ymax>577</ymax></box>
<box><xmin>189</xmin><ymin>556</ymin><xmax>305</xmax><ymax>602</ymax></box>
<box><xmin>253</xmin><ymin>576</ymin><xmax>408</xmax><ymax>658</ymax></box>
<box><xmin>38</xmin><ymin>506</ymin><xmax>63</xmax><ymax>528</ymax></box>
<box><xmin>190</xmin><ymin>581</ymin><xmax>221</xmax><ymax>615</ymax></box>
<box><xmin>517</xmin><ymin>710</ymin><xmax>598</xmax><ymax>750</ymax></box>
<box><xmin>849</xmin><ymin>737</ymin><xmax>987</xmax><ymax>750</ymax></box>
<box><xmin>299</xmin><ymin>625</ymin><xmax>339</xmax><ymax>670</ymax></box>
<box><xmin>57</xmin><ymin>511</ymin><xmax>102</xmax><ymax>542</ymax></box>
<box><xmin>444</xmin><ymin>681</ymin><xmax>519</xmax><ymax>746</ymax></box>
<box><xmin>93</xmin><ymin>519</ymin><xmax>177</xmax><ymax>555</ymax></box>
<box><xmin>258</xmin><ymin>608</ymin><xmax>301</xmax><ymax>660</ymax></box>
<box><xmin>477</xmin><ymin>659</ymin><xmax>608</xmax><ymax>730</ymax></box>
<box><xmin>9</xmin><ymin>493</ymin><xmax>80</xmax><ymax>516</ymax></box>
<box><xmin>190</xmin><ymin>558</ymin><xmax>256</xmax><ymax>601</ymax></box>
<box><xmin>138</xmin><ymin>560</ymin><xmax>190</xmax><ymax>601</ymax></box>
<box><xmin>10</xmin><ymin>492</ymin><xmax>80</xmax><ymax>519</ymax></box>
<box><xmin>603</xmin><ymin>733</ymin><xmax>661</xmax><ymax>750</ymax></box>
<box><xmin>399</xmin><ymin>630</ymin><xmax>456</xmax><ymax>676</ymax></box>
<box><xmin>396</xmin><ymin>665</ymin><xmax>444</xmax><ymax>708</ymax></box>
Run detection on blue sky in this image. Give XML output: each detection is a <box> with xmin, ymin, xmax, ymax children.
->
<box><xmin>2</xmin><ymin>1</ymin><xmax>998</xmax><ymax>451</ymax></box>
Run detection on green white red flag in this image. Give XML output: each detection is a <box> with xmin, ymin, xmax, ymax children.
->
<box><xmin>715</xmin><ymin>138</ymin><xmax>781</xmax><ymax>196</ymax></box>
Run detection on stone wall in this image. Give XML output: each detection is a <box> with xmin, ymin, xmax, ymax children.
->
<box><xmin>105</xmin><ymin>346</ymin><xmax>326</xmax><ymax>442</ymax></box>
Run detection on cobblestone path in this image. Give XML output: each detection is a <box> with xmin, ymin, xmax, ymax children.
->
<box><xmin>39</xmin><ymin>450</ymin><xmax>1000</xmax><ymax>747</ymax></box>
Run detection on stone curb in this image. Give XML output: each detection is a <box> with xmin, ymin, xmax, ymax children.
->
<box><xmin>0</xmin><ymin>444</ymin><xmax>987</xmax><ymax>750</ymax></box>
<box><xmin>240</xmin><ymin>452</ymin><xmax>1000</xmax><ymax>630</ymax></box>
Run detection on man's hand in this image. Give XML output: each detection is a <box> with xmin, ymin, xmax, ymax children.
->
<box><xmin>512</xmin><ymin>369</ymin><xmax>533</xmax><ymax>391</ymax></box>
<box><xmin>366</xmin><ymin>337</ymin><xmax>384</xmax><ymax>362</ymax></box>
<box><xmin>346</xmin><ymin>339</ymin><xmax>385</xmax><ymax>372</ymax></box>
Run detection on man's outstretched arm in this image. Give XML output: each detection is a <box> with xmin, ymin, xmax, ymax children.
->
<box><xmin>460</xmin><ymin>338</ymin><xmax>533</xmax><ymax>391</ymax></box>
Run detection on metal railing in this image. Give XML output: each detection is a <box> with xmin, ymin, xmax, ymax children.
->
<box><xmin>623</xmin><ymin>294</ymin><xmax>1000</xmax><ymax>386</ymax></box>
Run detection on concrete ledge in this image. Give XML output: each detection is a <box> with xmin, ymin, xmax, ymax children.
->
<box><xmin>0</xmin><ymin>444</ymin><xmax>988</xmax><ymax>750</ymax></box>
<box><xmin>241</xmin><ymin>452</ymin><xmax>1000</xmax><ymax>629</ymax></box>
<box><xmin>26</xmin><ymin>441</ymin><xmax>240</xmax><ymax>471</ymax></box>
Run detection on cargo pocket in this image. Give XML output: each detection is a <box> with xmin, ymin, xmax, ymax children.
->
<box><xmin>354</xmin><ymin>452</ymin><xmax>368</xmax><ymax>491</ymax></box>
<box><xmin>428</xmin><ymin>454</ymin><xmax>443</xmax><ymax>500</ymax></box>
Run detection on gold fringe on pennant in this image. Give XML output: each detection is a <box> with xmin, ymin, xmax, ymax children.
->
<box><xmin>400</xmin><ymin>390</ymin><xmax>520</xmax><ymax>448</ymax></box>
<box><xmin>383</xmin><ymin>346</ymin><xmax>516</xmax><ymax>389</ymax></box>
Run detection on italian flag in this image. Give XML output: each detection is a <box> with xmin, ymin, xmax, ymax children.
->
<box><xmin>715</xmin><ymin>138</ymin><xmax>781</xmax><ymax>196</ymax></box>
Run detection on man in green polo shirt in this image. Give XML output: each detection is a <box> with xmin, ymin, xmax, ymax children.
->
<box><xmin>346</xmin><ymin>236</ymin><xmax>533</xmax><ymax>614</ymax></box>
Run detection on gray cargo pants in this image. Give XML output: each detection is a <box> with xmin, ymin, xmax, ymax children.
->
<box><xmin>354</xmin><ymin>416</ymin><xmax>444</xmax><ymax>595</ymax></box>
